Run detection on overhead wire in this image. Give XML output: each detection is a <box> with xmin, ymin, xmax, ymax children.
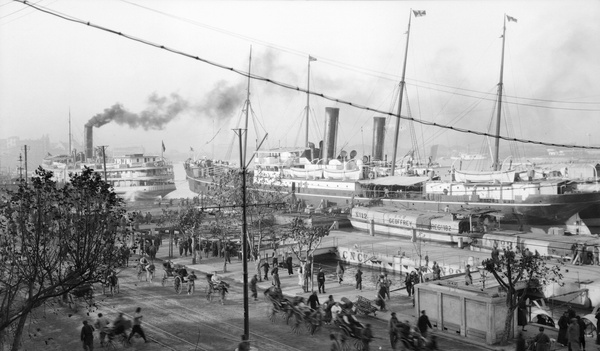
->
<box><xmin>13</xmin><ymin>0</ymin><xmax>600</xmax><ymax>151</ymax></box>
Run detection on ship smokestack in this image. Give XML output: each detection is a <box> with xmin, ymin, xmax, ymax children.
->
<box><xmin>322</xmin><ymin>107</ymin><xmax>339</xmax><ymax>164</ymax></box>
<box><xmin>84</xmin><ymin>125</ymin><xmax>93</xmax><ymax>160</ymax></box>
<box><xmin>372</xmin><ymin>117</ymin><xmax>386</xmax><ymax>161</ymax></box>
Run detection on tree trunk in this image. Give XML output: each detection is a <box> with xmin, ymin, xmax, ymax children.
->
<box><xmin>501</xmin><ymin>305</ymin><xmax>516</xmax><ymax>345</ymax></box>
<box><xmin>10</xmin><ymin>312</ymin><xmax>28</xmax><ymax>351</ymax></box>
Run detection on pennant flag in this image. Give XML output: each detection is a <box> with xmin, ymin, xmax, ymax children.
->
<box><xmin>506</xmin><ymin>15</ymin><xmax>518</xmax><ymax>23</ymax></box>
<box><xmin>190</xmin><ymin>146</ymin><xmax>194</xmax><ymax>152</ymax></box>
<box><xmin>162</xmin><ymin>141</ymin><xmax>166</xmax><ymax>152</ymax></box>
<box><xmin>413</xmin><ymin>10</ymin><xmax>426</xmax><ymax>17</ymax></box>
<box><xmin>309</xmin><ymin>55</ymin><xmax>317</xmax><ymax>62</ymax></box>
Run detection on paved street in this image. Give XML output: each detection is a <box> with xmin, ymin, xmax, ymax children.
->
<box><xmin>21</xmin><ymin>254</ymin><xmax>495</xmax><ymax>351</ymax></box>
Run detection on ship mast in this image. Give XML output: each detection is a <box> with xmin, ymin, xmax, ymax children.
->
<box><xmin>391</xmin><ymin>10</ymin><xmax>416</xmax><ymax>176</ymax></box>
<box><xmin>306</xmin><ymin>56</ymin><xmax>316</xmax><ymax>148</ymax></box>
<box><xmin>68</xmin><ymin>107</ymin><xmax>72</xmax><ymax>160</ymax></box>
<box><xmin>493</xmin><ymin>15</ymin><xmax>508</xmax><ymax>171</ymax></box>
<box><xmin>243</xmin><ymin>48</ymin><xmax>252</xmax><ymax>165</ymax></box>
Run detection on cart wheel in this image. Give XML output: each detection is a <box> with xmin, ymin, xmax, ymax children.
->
<box><xmin>174</xmin><ymin>276</ymin><xmax>182</xmax><ymax>294</ymax></box>
<box><xmin>267</xmin><ymin>305</ymin><xmax>276</xmax><ymax>322</ymax></box>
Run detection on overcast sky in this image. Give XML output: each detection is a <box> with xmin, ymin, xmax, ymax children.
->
<box><xmin>1</xmin><ymin>0</ymin><xmax>599</xmax><ymax>162</ymax></box>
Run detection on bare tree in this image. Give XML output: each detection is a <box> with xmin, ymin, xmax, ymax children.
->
<box><xmin>483</xmin><ymin>248</ymin><xmax>563</xmax><ymax>345</ymax></box>
<box><xmin>0</xmin><ymin>167</ymin><xmax>125</xmax><ymax>350</ymax></box>
<box><xmin>284</xmin><ymin>217</ymin><xmax>330</xmax><ymax>292</ymax></box>
<box><xmin>202</xmin><ymin>170</ymin><xmax>287</xmax><ymax>261</ymax></box>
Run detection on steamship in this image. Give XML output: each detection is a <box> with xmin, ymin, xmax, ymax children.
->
<box><xmin>184</xmin><ymin>14</ymin><xmax>600</xmax><ymax>234</ymax></box>
<box><xmin>42</xmin><ymin>126</ymin><xmax>175</xmax><ymax>201</ymax></box>
<box><xmin>184</xmin><ymin>106</ymin><xmax>600</xmax><ymax>234</ymax></box>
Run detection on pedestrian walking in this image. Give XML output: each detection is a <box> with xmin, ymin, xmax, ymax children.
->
<box><xmin>304</xmin><ymin>260</ymin><xmax>311</xmax><ymax>291</ymax></box>
<box><xmin>465</xmin><ymin>265</ymin><xmax>473</xmax><ymax>286</ymax></box>
<box><xmin>307</xmin><ymin>291</ymin><xmax>320</xmax><ymax>310</ymax></box>
<box><xmin>576</xmin><ymin>316</ymin><xmax>586</xmax><ymax>351</ymax></box>
<box><xmin>383</xmin><ymin>274</ymin><xmax>392</xmax><ymax>299</ymax></box>
<box><xmin>389</xmin><ymin>312</ymin><xmax>399</xmax><ymax>350</ymax></box>
<box><xmin>272</xmin><ymin>251</ymin><xmax>278</xmax><ymax>267</ymax></box>
<box><xmin>286</xmin><ymin>253</ymin><xmax>293</xmax><ymax>275</ymax></box>
<box><xmin>432</xmin><ymin>262</ymin><xmax>441</xmax><ymax>280</ymax></box>
<box><xmin>187</xmin><ymin>236</ymin><xmax>192</xmax><ymax>256</ymax></box>
<box><xmin>405</xmin><ymin>272</ymin><xmax>414</xmax><ymax>297</ymax></box>
<box><xmin>80</xmin><ymin>320</ymin><xmax>95</xmax><ymax>351</ymax></box>
<box><xmin>355</xmin><ymin>269</ymin><xmax>363</xmax><ymax>291</ymax></box>
<box><xmin>557</xmin><ymin>312</ymin><xmax>569</xmax><ymax>346</ymax></box>
<box><xmin>271</xmin><ymin>266</ymin><xmax>281</xmax><ymax>289</ymax></box>
<box><xmin>187</xmin><ymin>270</ymin><xmax>197</xmax><ymax>295</ymax></box>
<box><xmin>94</xmin><ymin>313</ymin><xmax>109</xmax><ymax>347</ymax></box>
<box><xmin>178</xmin><ymin>239</ymin><xmax>185</xmax><ymax>257</ymax></box>
<box><xmin>336</xmin><ymin>261</ymin><xmax>345</xmax><ymax>284</ymax></box>
<box><xmin>261</xmin><ymin>260</ymin><xmax>270</xmax><ymax>281</ymax></box>
<box><xmin>377</xmin><ymin>284</ymin><xmax>387</xmax><ymax>311</ymax></box>
<box><xmin>128</xmin><ymin>307</ymin><xmax>148</xmax><ymax>343</ymax></box>
<box><xmin>317</xmin><ymin>268</ymin><xmax>326</xmax><ymax>294</ymax></box>
<box><xmin>297</xmin><ymin>266</ymin><xmax>305</xmax><ymax>292</ymax></box>
<box><xmin>250</xmin><ymin>274</ymin><xmax>258</xmax><ymax>301</ymax></box>
<box><xmin>596</xmin><ymin>308</ymin><xmax>600</xmax><ymax>346</ymax></box>
<box><xmin>225</xmin><ymin>245</ymin><xmax>231</xmax><ymax>264</ymax></box>
<box><xmin>418</xmin><ymin>310</ymin><xmax>433</xmax><ymax>338</ymax></box>
<box><xmin>534</xmin><ymin>327</ymin><xmax>551</xmax><ymax>351</ymax></box>
<box><xmin>567</xmin><ymin>318</ymin><xmax>580</xmax><ymax>351</ymax></box>
<box><xmin>491</xmin><ymin>245</ymin><xmax>500</xmax><ymax>262</ymax></box>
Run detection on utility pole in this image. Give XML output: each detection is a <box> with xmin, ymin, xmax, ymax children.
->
<box><xmin>98</xmin><ymin>145</ymin><xmax>108</xmax><ymax>182</ymax></box>
<box><xmin>18</xmin><ymin>154</ymin><xmax>23</xmax><ymax>182</ymax></box>
<box><xmin>23</xmin><ymin>145</ymin><xmax>29</xmax><ymax>185</ymax></box>
<box><xmin>234</xmin><ymin>128</ymin><xmax>250</xmax><ymax>346</ymax></box>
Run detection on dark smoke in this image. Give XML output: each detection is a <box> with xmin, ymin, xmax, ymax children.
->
<box><xmin>86</xmin><ymin>93</ymin><xmax>189</xmax><ymax>130</ymax></box>
<box><xmin>87</xmin><ymin>81</ymin><xmax>247</xmax><ymax>130</ymax></box>
<box><xmin>194</xmin><ymin>80</ymin><xmax>245</xmax><ymax>119</ymax></box>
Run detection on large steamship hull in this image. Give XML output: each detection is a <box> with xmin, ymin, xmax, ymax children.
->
<box><xmin>184</xmin><ymin>106</ymin><xmax>600</xmax><ymax>233</ymax></box>
<box><xmin>185</xmin><ymin>165</ymin><xmax>600</xmax><ymax>232</ymax></box>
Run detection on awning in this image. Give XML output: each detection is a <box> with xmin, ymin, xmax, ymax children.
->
<box><xmin>358</xmin><ymin>175</ymin><xmax>429</xmax><ymax>186</ymax></box>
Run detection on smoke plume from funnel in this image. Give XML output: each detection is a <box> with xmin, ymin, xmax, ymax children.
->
<box><xmin>86</xmin><ymin>81</ymin><xmax>245</xmax><ymax>132</ymax></box>
<box><xmin>194</xmin><ymin>80</ymin><xmax>245</xmax><ymax>120</ymax></box>
<box><xmin>85</xmin><ymin>93</ymin><xmax>188</xmax><ymax>129</ymax></box>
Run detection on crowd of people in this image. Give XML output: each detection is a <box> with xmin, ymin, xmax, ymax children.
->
<box><xmin>80</xmin><ymin>308</ymin><xmax>148</xmax><ymax>350</ymax></box>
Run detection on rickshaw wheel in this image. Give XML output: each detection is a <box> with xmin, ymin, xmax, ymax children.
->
<box><xmin>174</xmin><ymin>276</ymin><xmax>182</xmax><ymax>294</ymax></box>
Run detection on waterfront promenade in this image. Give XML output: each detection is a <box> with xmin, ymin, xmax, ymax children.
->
<box><xmin>151</xmin><ymin>228</ymin><xmax>600</xmax><ymax>350</ymax></box>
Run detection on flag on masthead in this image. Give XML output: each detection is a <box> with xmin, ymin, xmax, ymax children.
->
<box><xmin>413</xmin><ymin>10</ymin><xmax>426</xmax><ymax>17</ymax></box>
<box><xmin>506</xmin><ymin>15</ymin><xmax>518</xmax><ymax>22</ymax></box>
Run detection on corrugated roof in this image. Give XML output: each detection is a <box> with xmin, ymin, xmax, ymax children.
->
<box><xmin>358</xmin><ymin>175</ymin><xmax>429</xmax><ymax>186</ymax></box>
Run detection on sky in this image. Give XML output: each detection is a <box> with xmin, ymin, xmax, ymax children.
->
<box><xmin>1</xmin><ymin>0</ymin><xmax>599</xmax><ymax>166</ymax></box>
